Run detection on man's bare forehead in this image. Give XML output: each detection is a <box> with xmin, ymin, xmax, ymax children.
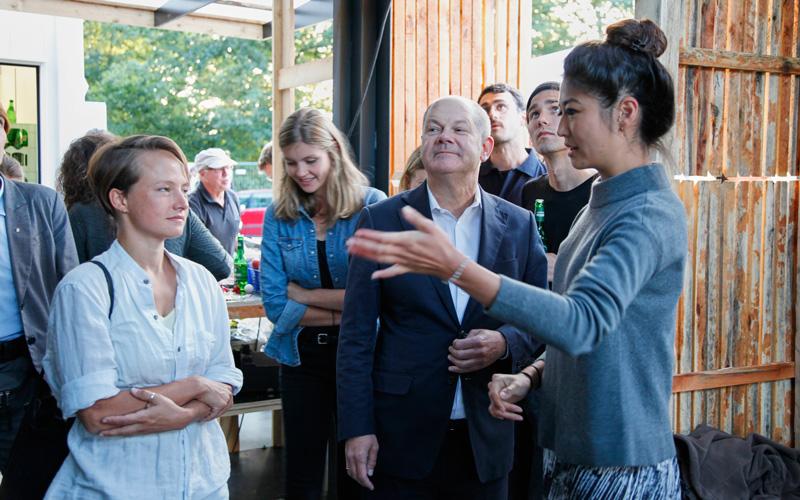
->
<box><xmin>425</xmin><ymin>100</ymin><xmax>473</xmax><ymax>126</ymax></box>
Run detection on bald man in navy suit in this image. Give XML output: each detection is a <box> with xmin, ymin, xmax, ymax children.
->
<box><xmin>337</xmin><ymin>96</ymin><xmax>547</xmax><ymax>500</ymax></box>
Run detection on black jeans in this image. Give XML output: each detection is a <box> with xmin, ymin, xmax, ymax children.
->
<box><xmin>280</xmin><ymin>334</ymin><xmax>358</xmax><ymax>500</ymax></box>
<box><xmin>0</xmin><ymin>355</ymin><xmax>71</xmax><ymax>500</ymax></box>
<box><xmin>0</xmin><ymin>356</ymin><xmax>35</xmax><ymax>473</ymax></box>
<box><xmin>508</xmin><ymin>414</ymin><xmax>543</xmax><ymax>500</ymax></box>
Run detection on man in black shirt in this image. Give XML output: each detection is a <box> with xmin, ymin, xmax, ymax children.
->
<box><xmin>477</xmin><ymin>84</ymin><xmax>546</xmax><ymax>206</ymax></box>
<box><xmin>483</xmin><ymin>84</ymin><xmax>550</xmax><ymax>500</ymax></box>
<box><xmin>522</xmin><ymin>82</ymin><xmax>598</xmax><ymax>283</ymax></box>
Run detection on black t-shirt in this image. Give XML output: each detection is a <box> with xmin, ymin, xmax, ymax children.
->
<box><xmin>478</xmin><ymin>150</ymin><xmax>547</xmax><ymax>207</ymax></box>
<box><xmin>301</xmin><ymin>240</ymin><xmax>339</xmax><ymax>338</ymax></box>
<box><xmin>521</xmin><ymin>174</ymin><xmax>597</xmax><ymax>253</ymax></box>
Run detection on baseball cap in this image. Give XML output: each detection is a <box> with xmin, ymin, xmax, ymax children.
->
<box><xmin>194</xmin><ymin>148</ymin><xmax>236</xmax><ymax>170</ymax></box>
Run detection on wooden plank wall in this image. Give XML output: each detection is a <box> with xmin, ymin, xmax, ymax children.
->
<box><xmin>389</xmin><ymin>0</ymin><xmax>532</xmax><ymax>191</ymax></box>
<box><xmin>670</xmin><ymin>0</ymin><xmax>799</xmax><ymax>445</ymax></box>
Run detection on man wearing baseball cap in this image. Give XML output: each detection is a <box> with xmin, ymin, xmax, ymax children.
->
<box><xmin>189</xmin><ymin>148</ymin><xmax>241</xmax><ymax>255</ymax></box>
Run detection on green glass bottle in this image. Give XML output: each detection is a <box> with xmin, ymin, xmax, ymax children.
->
<box><xmin>534</xmin><ymin>199</ymin><xmax>548</xmax><ymax>252</ymax></box>
<box><xmin>234</xmin><ymin>235</ymin><xmax>248</xmax><ymax>295</ymax></box>
<box><xmin>6</xmin><ymin>100</ymin><xmax>15</xmax><ymax>124</ymax></box>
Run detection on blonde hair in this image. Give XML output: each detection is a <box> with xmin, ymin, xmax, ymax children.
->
<box><xmin>88</xmin><ymin>135</ymin><xmax>189</xmax><ymax>217</ymax></box>
<box><xmin>274</xmin><ymin>108</ymin><xmax>368</xmax><ymax>225</ymax></box>
<box><xmin>399</xmin><ymin>147</ymin><xmax>424</xmax><ymax>192</ymax></box>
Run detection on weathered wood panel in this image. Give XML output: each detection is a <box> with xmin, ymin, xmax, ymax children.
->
<box><xmin>389</xmin><ymin>0</ymin><xmax>531</xmax><ymax>192</ymax></box>
<box><xmin>681</xmin><ymin>48</ymin><xmax>800</xmax><ymax>75</ymax></box>
<box><xmin>666</xmin><ymin>0</ymin><xmax>800</xmax><ymax>444</ymax></box>
<box><xmin>672</xmin><ymin>362</ymin><xmax>795</xmax><ymax>393</ymax></box>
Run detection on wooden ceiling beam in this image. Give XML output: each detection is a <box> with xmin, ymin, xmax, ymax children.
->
<box><xmin>154</xmin><ymin>0</ymin><xmax>216</xmax><ymax>27</ymax></box>
<box><xmin>0</xmin><ymin>0</ymin><xmax>265</xmax><ymax>39</ymax></box>
<box><xmin>215</xmin><ymin>0</ymin><xmax>272</xmax><ymax>11</ymax></box>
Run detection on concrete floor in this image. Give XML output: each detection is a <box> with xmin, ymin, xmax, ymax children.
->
<box><xmin>228</xmin><ymin>410</ymin><xmax>338</xmax><ymax>500</ymax></box>
<box><xmin>228</xmin><ymin>410</ymin><xmax>287</xmax><ymax>499</ymax></box>
<box><xmin>229</xmin><ymin>447</ymin><xmax>286</xmax><ymax>500</ymax></box>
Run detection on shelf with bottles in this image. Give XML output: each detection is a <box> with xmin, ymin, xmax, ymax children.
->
<box><xmin>3</xmin><ymin>100</ymin><xmax>39</xmax><ymax>183</ymax></box>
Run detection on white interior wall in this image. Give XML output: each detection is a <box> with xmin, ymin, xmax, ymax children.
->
<box><xmin>0</xmin><ymin>10</ymin><xmax>106</xmax><ymax>187</ymax></box>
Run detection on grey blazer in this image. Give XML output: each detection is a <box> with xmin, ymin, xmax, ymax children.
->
<box><xmin>4</xmin><ymin>177</ymin><xmax>78</xmax><ymax>371</ymax></box>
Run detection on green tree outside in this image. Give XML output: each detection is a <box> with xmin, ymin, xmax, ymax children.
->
<box><xmin>84</xmin><ymin>21</ymin><xmax>333</xmax><ymax>163</ymax></box>
<box><xmin>83</xmin><ymin>5</ymin><xmax>636</xmax><ymax>162</ymax></box>
<box><xmin>532</xmin><ymin>0</ymin><xmax>634</xmax><ymax>56</ymax></box>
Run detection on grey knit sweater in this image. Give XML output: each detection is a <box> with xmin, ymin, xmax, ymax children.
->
<box><xmin>487</xmin><ymin>163</ymin><xmax>687</xmax><ymax>467</ymax></box>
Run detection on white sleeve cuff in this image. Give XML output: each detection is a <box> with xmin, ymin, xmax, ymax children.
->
<box><xmin>58</xmin><ymin>369</ymin><xmax>120</xmax><ymax>418</ymax></box>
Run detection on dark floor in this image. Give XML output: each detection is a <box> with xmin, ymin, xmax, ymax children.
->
<box><xmin>229</xmin><ymin>447</ymin><xmax>286</xmax><ymax>500</ymax></box>
<box><xmin>228</xmin><ymin>447</ymin><xmax>335</xmax><ymax>500</ymax></box>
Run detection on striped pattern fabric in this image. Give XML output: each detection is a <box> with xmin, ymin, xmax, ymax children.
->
<box><xmin>542</xmin><ymin>449</ymin><xmax>681</xmax><ymax>499</ymax></box>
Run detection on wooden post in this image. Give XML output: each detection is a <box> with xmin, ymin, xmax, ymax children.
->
<box><xmin>270</xmin><ymin>0</ymin><xmax>294</xmax><ymax>436</ymax></box>
<box><xmin>271</xmin><ymin>0</ymin><xmax>295</xmax><ymax>196</ymax></box>
<box><xmin>220</xmin><ymin>415</ymin><xmax>240</xmax><ymax>453</ymax></box>
<box><xmin>635</xmin><ymin>0</ymin><xmax>685</xmax><ymax>176</ymax></box>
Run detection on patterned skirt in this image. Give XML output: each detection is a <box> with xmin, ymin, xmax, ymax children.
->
<box><xmin>542</xmin><ymin>449</ymin><xmax>681</xmax><ymax>499</ymax></box>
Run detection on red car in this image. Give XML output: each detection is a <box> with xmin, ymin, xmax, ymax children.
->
<box><xmin>238</xmin><ymin>189</ymin><xmax>273</xmax><ymax>237</ymax></box>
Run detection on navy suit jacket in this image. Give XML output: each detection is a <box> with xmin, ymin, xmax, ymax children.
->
<box><xmin>337</xmin><ymin>183</ymin><xmax>547</xmax><ymax>482</ymax></box>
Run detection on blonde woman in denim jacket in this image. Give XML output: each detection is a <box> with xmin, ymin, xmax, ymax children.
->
<box><xmin>260</xmin><ymin>108</ymin><xmax>385</xmax><ymax>500</ymax></box>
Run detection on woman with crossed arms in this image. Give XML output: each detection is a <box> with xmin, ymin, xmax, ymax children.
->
<box><xmin>260</xmin><ymin>108</ymin><xmax>385</xmax><ymax>499</ymax></box>
<box><xmin>44</xmin><ymin>135</ymin><xmax>242</xmax><ymax>499</ymax></box>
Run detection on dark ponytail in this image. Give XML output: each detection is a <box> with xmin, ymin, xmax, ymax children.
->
<box><xmin>563</xmin><ymin>18</ymin><xmax>674</xmax><ymax>146</ymax></box>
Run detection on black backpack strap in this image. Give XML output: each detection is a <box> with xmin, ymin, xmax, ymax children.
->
<box><xmin>89</xmin><ymin>260</ymin><xmax>114</xmax><ymax>319</ymax></box>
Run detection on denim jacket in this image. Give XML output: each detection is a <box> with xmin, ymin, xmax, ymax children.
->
<box><xmin>260</xmin><ymin>187</ymin><xmax>386</xmax><ymax>366</ymax></box>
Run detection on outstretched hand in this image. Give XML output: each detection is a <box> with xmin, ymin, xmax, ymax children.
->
<box><xmin>346</xmin><ymin>206</ymin><xmax>465</xmax><ymax>281</ymax></box>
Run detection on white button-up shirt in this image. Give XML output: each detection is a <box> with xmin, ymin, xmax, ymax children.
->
<box><xmin>43</xmin><ymin>241</ymin><xmax>242</xmax><ymax>499</ymax></box>
<box><xmin>427</xmin><ymin>186</ymin><xmax>482</xmax><ymax>420</ymax></box>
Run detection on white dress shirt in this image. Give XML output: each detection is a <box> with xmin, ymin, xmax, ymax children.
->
<box><xmin>427</xmin><ymin>185</ymin><xmax>482</xmax><ymax>420</ymax></box>
<box><xmin>43</xmin><ymin>241</ymin><xmax>243</xmax><ymax>499</ymax></box>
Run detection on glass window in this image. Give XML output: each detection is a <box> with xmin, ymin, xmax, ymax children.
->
<box><xmin>0</xmin><ymin>65</ymin><xmax>40</xmax><ymax>184</ymax></box>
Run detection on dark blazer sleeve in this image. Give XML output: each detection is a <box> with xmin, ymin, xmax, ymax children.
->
<box><xmin>337</xmin><ymin>206</ymin><xmax>381</xmax><ymax>441</ymax></box>
<box><xmin>183</xmin><ymin>210</ymin><xmax>233</xmax><ymax>280</ymax></box>
<box><xmin>68</xmin><ymin>207</ymin><xmax>90</xmax><ymax>264</ymax></box>
<box><xmin>51</xmin><ymin>193</ymin><xmax>79</xmax><ymax>280</ymax></box>
<box><xmin>497</xmin><ymin>210</ymin><xmax>547</xmax><ymax>371</ymax></box>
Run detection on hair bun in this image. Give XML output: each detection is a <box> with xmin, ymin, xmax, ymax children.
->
<box><xmin>606</xmin><ymin>18</ymin><xmax>667</xmax><ymax>58</ymax></box>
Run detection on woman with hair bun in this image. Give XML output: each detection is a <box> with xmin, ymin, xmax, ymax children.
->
<box><xmin>260</xmin><ymin>108</ymin><xmax>385</xmax><ymax>499</ymax></box>
<box><xmin>346</xmin><ymin>19</ymin><xmax>686</xmax><ymax>498</ymax></box>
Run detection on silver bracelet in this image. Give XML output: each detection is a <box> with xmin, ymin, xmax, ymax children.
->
<box><xmin>447</xmin><ymin>258</ymin><xmax>470</xmax><ymax>283</ymax></box>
